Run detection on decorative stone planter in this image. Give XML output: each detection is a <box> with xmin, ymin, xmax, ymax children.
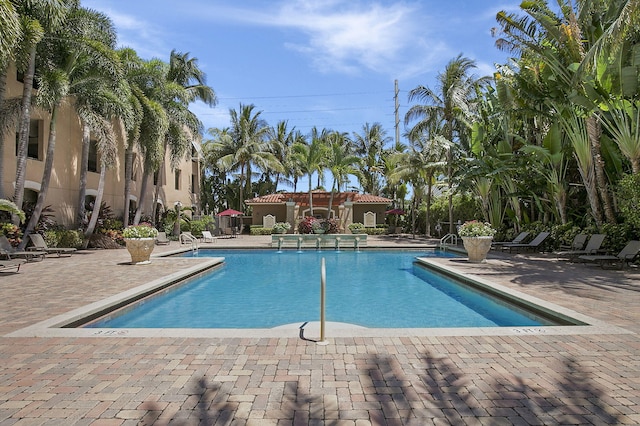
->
<box><xmin>461</xmin><ymin>236</ymin><xmax>493</xmax><ymax>263</ymax></box>
<box><xmin>124</xmin><ymin>238</ymin><xmax>155</xmax><ymax>265</ymax></box>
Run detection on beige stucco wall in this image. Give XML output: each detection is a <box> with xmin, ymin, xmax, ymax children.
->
<box><xmin>353</xmin><ymin>205</ymin><xmax>387</xmax><ymax>226</ymax></box>
<box><xmin>1</xmin><ymin>63</ymin><xmax>200</xmax><ymax>227</ymax></box>
<box><xmin>249</xmin><ymin>205</ymin><xmax>288</xmax><ymax>225</ymax></box>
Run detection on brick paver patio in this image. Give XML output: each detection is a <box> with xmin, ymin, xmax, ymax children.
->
<box><xmin>1</xmin><ymin>235</ymin><xmax>639</xmax><ymax>425</ymax></box>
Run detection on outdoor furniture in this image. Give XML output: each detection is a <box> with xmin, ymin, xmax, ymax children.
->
<box><xmin>0</xmin><ymin>258</ymin><xmax>26</xmax><ymax>272</ymax></box>
<box><xmin>578</xmin><ymin>240</ymin><xmax>640</xmax><ymax>269</ymax></box>
<box><xmin>155</xmin><ymin>232</ymin><xmax>170</xmax><ymax>245</ymax></box>
<box><xmin>502</xmin><ymin>231</ymin><xmax>550</xmax><ymax>253</ymax></box>
<box><xmin>491</xmin><ymin>231</ymin><xmax>530</xmax><ymax>249</ymax></box>
<box><xmin>556</xmin><ymin>234</ymin><xmax>606</xmax><ymax>260</ymax></box>
<box><xmin>201</xmin><ymin>230</ymin><xmax>216</xmax><ymax>243</ymax></box>
<box><xmin>0</xmin><ymin>235</ymin><xmax>45</xmax><ymax>262</ymax></box>
<box><xmin>26</xmin><ymin>233</ymin><xmax>77</xmax><ymax>257</ymax></box>
<box><xmin>558</xmin><ymin>234</ymin><xmax>587</xmax><ymax>251</ymax></box>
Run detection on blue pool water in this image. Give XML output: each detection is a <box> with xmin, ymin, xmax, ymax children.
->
<box><xmin>87</xmin><ymin>250</ymin><xmax>557</xmax><ymax>329</ymax></box>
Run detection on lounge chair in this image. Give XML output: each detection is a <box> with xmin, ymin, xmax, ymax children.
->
<box><xmin>491</xmin><ymin>231</ymin><xmax>530</xmax><ymax>250</ymax></box>
<box><xmin>558</xmin><ymin>234</ymin><xmax>587</xmax><ymax>251</ymax></box>
<box><xmin>26</xmin><ymin>233</ymin><xmax>77</xmax><ymax>257</ymax></box>
<box><xmin>0</xmin><ymin>258</ymin><xmax>26</xmax><ymax>272</ymax></box>
<box><xmin>556</xmin><ymin>234</ymin><xmax>606</xmax><ymax>260</ymax></box>
<box><xmin>503</xmin><ymin>231</ymin><xmax>550</xmax><ymax>253</ymax></box>
<box><xmin>155</xmin><ymin>231</ymin><xmax>170</xmax><ymax>245</ymax></box>
<box><xmin>578</xmin><ymin>240</ymin><xmax>640</xmax><ymax>269</ymax></box>
<box><xmin>0</xmin><ymin>235</ymin><xmax>45</xmax><ymax>262</ymax></box>
<box><xmin>201</xmin><ymin>230</ymin><xmax>216</xmax><ymax>243</ymax></box>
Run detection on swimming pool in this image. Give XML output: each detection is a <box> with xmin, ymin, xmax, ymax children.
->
<box><xmin>86</xmin><ymin>250</ymin><xmax>565</xmax><ymax>329</ymax></box>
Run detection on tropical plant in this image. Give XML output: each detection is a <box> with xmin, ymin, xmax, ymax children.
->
<box><xmin>291</xmin><ymin>128</ymin><xmax>329</xmax><ymax>217</ymax></box>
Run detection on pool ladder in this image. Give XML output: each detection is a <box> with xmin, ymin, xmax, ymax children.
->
<box><xmin>439</xmin><ymin>233</ymin><xmax>457</xmax><ymax>250</ymax></box>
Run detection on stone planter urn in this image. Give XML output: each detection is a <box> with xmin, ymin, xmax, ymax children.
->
<box><xmin>124</xmin><ymin>238</ymin><xmax>155</xmax><ymax>265</ymax></box>
<box><xmin>461</xmin><ymin>236</ymin><xmax>493</xmax><ymax>263</ymax></box>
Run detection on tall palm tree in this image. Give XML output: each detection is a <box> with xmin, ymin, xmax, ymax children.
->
<box><xmin>291</xmin><ymin>127</ymin><xmax>329</xmax><ymax>217</ymax></box>
<box><xmin>150</xmin><ymin>50</ymin><xmax>216</xmax><ymax>224</ymax></box>
<box><xmin>118</xmin><ymin>49</ymin><xmax>168</xmax><ymax>226</ymax></box>
<box><xmin>20</xmin><ymin>5</ymin><xmax>121</xmax><ymax>246</ymax></box>
<box><xmin>352</xmin><ymin>123</ymin><xmax>390</xmax><ymax>195</ymax></box>
<box><xmin>267</xmin><ymin>120</ymin><xmax>296</xmax><ymax>192</ymax></box>
<box><xmin>325</xmin><ymin>131</ymin><xmax>361</xmax><ymax>216</ymax></box>
<box><xmin>406</xmin><ymin>54</ymin><xmax>485</xmax><ymax>233</ymax></box>
<box><xmin>12</xmin><ymin>0</ymin><xmax>69</xmax><ymax>217</ymax></box>
<box><xmin>215</xmin><ymin>104</ymin><xmax>282</xmax><ymax>211</ymax></box>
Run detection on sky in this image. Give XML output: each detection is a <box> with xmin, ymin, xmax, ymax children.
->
<box><xmin>82</xmin><ymin>0</ymin><xmax>523</xmax><ymax>147</ymax></box>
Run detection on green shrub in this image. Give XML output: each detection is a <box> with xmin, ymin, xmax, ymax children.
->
<box><xmin>616</xmin><ymin>173</ymin><xmax>640</xmax><ymax>231</ymax></box>
<box><xmin>599</xmin><ymin>223</ymin><xmax>637</xmax><ymax>254</ymax></box>
<box><xmin>250</xmin><ymin>227</ymin><xmax>272</xmax><ymax>235</ymax></box>
<box><xmin>43</xmin><ymin>229</ymin><xmax>84</xmax><ymax>248</ymax></box>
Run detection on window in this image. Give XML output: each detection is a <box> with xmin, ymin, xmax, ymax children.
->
<box><xmin>15</xmin><ymin>119</ymin><xmax>42</xmax><ymax>160</ymax></box>
<box><xmin>191</xmin><ymin>174</ymin><xmax>196</xmax><ymax>193</ymax></box>
<box><xmin>174</xmin><ymin>169</ymin><xmax>181</xmax><ymax>190</ymax></box>
<box><xmin>88</xmin><ymin>139</ymin><xmax>99</xmax><ymax>172</ymax></box>
<box><xmin>153</xmin><ymin>171</ymin><xmax>159</xmax><ymax>186</ymax></box>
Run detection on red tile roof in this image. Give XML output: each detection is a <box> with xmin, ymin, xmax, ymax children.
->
<box><xmin>245</xmin><ymin>191</ymin><xmax>391</xmax><ymax>207</ymax></box>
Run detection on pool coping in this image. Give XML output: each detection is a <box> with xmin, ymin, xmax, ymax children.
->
<box><xmin>5</xmin><ymin>251</ymin><xmax>631</xmax><ymax>339</ymax></box>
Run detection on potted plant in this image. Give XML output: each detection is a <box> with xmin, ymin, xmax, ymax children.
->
<box><xmin>122</xmin><ymin>223</ymin><xmax>158</xmax><ymax>264</ymax></box>
<box><xmin>311</xmin><ymin>219</ymin><xmax>330</xmax><ymax>234</ymax></box>
<box><xmin>272</xmin><ymin>222</ymin><xmax>291</xmax><ymax>234</ymax></box>
<box><xmin>457</xmin><ymin>220</ymin><xmax>496</xmax><ymax>263</ymax></box>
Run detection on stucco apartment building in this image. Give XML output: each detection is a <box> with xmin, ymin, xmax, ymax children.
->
<box><xmin>1</xmin><ymin>64</ymin><xmax>202</xmax><ymax>227</ymax></box>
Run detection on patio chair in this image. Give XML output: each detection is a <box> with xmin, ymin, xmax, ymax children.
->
<box><xmin>0</xmin><ymin>235</ymin><xmax>45</xmax><ymax>262</ymax></box>
<box><xmin>26</xmin><ymin>233</ymin><xmax>77</xmax><ymax>257</ymax></box>
<box><xmin>502</xmin><ymin>231</ymin><xmax>550</xmax><ymax>253</ymax></box>
<box><xmin>0</xmin><ymin>258</ymin><xmax>26</xmax><ymax>272</ymax></box>
<box><xmin>558</xmin><ymin>234</ymin><xmax>587</xmax><ymax>251</ymax></box>
<box><xmin>578</xmin><ymin>240</ymin><xmax>640</xmax><ymax>269</ymax></box>
<box><xmin>491</xmin><ymin>231</ymin><xmax>530</xmax><ymax>250</ymax></box>
<box><xmin>155</xmin><ymin>231</ymin><xmax>170</xmax><ymax>245</ymax></box>
<box><xmin>201</xmin><ymin>230</ymin><xmax>216</xmax><ymax>243</ymax></box>
<box><xmin>556</xmin><ymin>234</ymin><xmax>606</xmax><ymax>260</ymax></box>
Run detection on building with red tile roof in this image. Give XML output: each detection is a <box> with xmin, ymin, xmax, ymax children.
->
<box><xmin>244</xmin><ymin>191</ymin><xmax>392</xmax><ymax>233</ymax></box>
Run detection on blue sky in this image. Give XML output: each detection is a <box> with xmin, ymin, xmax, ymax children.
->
<box><xmin>83</xmin><ymin>0</ymin><xmax>522</xmax><ymax>146</ymax></box>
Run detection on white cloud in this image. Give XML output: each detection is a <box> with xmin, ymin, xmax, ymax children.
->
<box><xmin>202</xmin><ymin>0</ymin><xmax>449</xmax><ymax>79</ymax></box>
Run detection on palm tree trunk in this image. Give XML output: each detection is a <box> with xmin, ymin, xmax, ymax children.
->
<box><xmin>13</xmin><ymin>47</ymin><xmax>37</xmax><ymax>217</ymax></box>
<box><xmin>123</xmin><ymin>147</ymin><xmax>133</xmax><ymax>226</ymax></box>
<box><xmin>133</xmin><ymin>170</ymin><xmax>150</xmax><ymax>225</ymax></box>
<box><xmin>0</xmin><ymin>71</ymin><xmax>6</xmax><ymax>200</ymax></box>
<box><xmin>83</xmin><ymin>160</ymin><xmax>107</xmax><ymax>248</ymax></box>
<box><xmin>308</xmin><ymin>174</ymin><xmax>314</xmax><ymax>217</ymax></box>
<box><xmin>19</xmin><ymin>106</ymin><xmax>58</xmax><ymax>249</ymax></box>
<box><xmin>152</xmin><ymin>143</ymin><xmax>167</xmax><ymax>225</ymax></box>
<box><xmin>76</xmin><ymin>123</ymin><xmax>90</xmax><ymax>228</ymax></box>
<box><xmin>425</xmin><ymin>179</ymin><xmax>432</xmax><ymax>237</ymax></box>
<box><xmin>587</xmin><ymin>115</ymin><xmax>616</xmax><ymax>224</ymax></box>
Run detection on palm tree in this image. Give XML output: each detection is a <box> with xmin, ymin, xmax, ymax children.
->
<box><xmin>325</xmin><ymin>131</ymin><xmax>361</xmax><ymax>217</ymax></box>
<box><xmin>214</xmin><ymin>104</ymin><xmax>282</xmax><ymax>211</ymax></box>
<box><xmin>406</xmin><ymin>54</ymin><xmax>485</xmax><ymax>233</ymax></box>
<box><xmin>149</xmin><ymin>50</ymin><xmax>216</xmax><ymax>224</ymax></box>
<box><xmin>20</xmin><ymin>5</ymin><xmax>122</xmax><ymax>247</ymax></box>
<box><xmin>0</xmin><ymin>1</ymin><xmax>20</xmax><ymax>64</ymax></box>
<box><xmin>12</xmin><ymin>0</ymin><xmax>69</xmax><ymax>218</ymax></box>
<box><xmin>267</xmin><ymin>120</ymin><xmax>296</xmax><ymax>191</ymax></box>
<box><xmin>352</xmin><ymin>123</ymin><xmax>390</xmax><ymax>195</ymax></box>
<box><xmin>291</xmin><ymin>127</ymin><xmax>329</xmax><ymax>217</ymax></box>
<box><xmin>118</xmin><ymin>49</ymin><xmax>168</xmax><ymax>226</ymax></box>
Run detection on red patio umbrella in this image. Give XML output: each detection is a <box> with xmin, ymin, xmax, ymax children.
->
<box><xmin>216</xmin><ymin>208</ymin><xmax>243</xmax><ymax>216</ymax></box>
<box><xmin>385</xmin><ymin>208</ymin><xmax>405</xmax><ymax>215</ymax></box>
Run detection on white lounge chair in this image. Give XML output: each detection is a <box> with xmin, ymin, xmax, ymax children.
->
<box><xmin>155</xmin><ymin>232</ymin><xmax>170</xmax><ymax>245</ymax></box>
<box><xmin>201</xmin><ymin>230</ymin><xmax>216</xmax><ymax>243</ymax></box>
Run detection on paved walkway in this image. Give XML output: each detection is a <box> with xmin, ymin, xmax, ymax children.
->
<box><xmin>1</xmin><ymin>235</ymin><xmax>639</xmax><ymax>425</ymax></box>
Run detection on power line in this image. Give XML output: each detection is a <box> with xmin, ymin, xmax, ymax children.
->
<box><xmin>218</xmin><ymin>90</ymin><xmax>392</xmax><ymax>101</ymax></box>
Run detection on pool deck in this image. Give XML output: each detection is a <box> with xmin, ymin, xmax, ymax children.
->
<box><xmin>1</xmin><ymin>234</ymin><xmax>639</xmax><ymax>424</ymax></box>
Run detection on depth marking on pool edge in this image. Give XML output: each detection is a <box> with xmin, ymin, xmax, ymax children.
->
<box><xmin>92</xmin><ymin>330</ymin><xmax>130</xmax><ymax>336</ymax></box>
<box><xmin>513</xmin><ymin>328</ymin><xmax>546</xmax><ymax>334</ymax></box>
